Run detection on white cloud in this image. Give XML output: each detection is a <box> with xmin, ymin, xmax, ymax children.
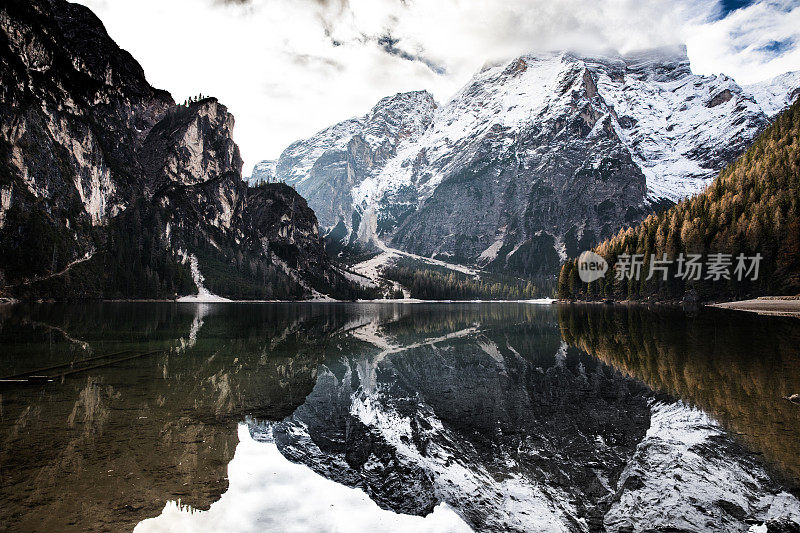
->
<box><xmin>686</xmin><ymin>1</ymin><xmax>800</xmax><ymax>83</ymax></box>
<box><xmin>75</xmin><ymin>0</ymin><xmax>800</xmax><ymax>175</ymax></box>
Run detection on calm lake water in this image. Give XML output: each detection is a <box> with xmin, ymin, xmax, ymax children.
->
<box><xmin>0</xmin><ymin>302</ymin><xmax>799</xmax><ymax>532</ymax></box>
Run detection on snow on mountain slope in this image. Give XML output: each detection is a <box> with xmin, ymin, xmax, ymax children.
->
<box><xmin>745</xmin><ymin>70</ymin><xmax>800</xmax><ymax>118</ymax></box>
<box><xmin>360</xmin><ymin>45</ymin><xmax>781</xmax><ymax>207</ymax></box>
<box><xmin>278</xmin><ymin>91</ymin><xmax>437</xmax><ymax>190</ymax></box>
<box><xmin>359</xmin><ymin>91</ymin><xmax>438</xmax><ymax>157</ymax></box>
<box><xmin>275</xmin><ymin>91</ymin><xmax>437</xmax><ymax>229</ymax></box>
<box><xmin>353</xmin><ymin>53</ymin><xmax>566</xmax><ymax>207</ymax></box>
<box><xmin>593</xmin><ymin>46</ymin><xmax>769</xmax><ymax>202</ymax></box>
<box><xmin>267</xmin><ymin>46</ymin><xmax>800</xmax><ymax>275</ymax></box>
<box><xmin>278</xmin><ymin>118</ymin><xmax>363</xmax><ymax>187</ymax></box>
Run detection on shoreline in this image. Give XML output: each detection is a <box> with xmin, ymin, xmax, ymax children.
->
<box><xmin>1</xmin><ymin>297</ymin><xmax>558</xmax><ymax>305</ymax></box>
<box><xmin>709</xmin><ymin>296</ymin><xmax>800</xmax><ymax>318</ymax></box>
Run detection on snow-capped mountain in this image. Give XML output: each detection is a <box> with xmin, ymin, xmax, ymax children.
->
<box><xmin>745</xmin><ymin>71</ymin><xmax>800</xmax><ymax>117</ymax></box>
<box><xmin>279</xmin><ymin>91</ymin><xmax>437</xmax><ymax>231</ymax></box>
<box><xmin>273</xmin><ymin>46</ymin><xmax>799</xmax><ymax>276</ymax></box>
<box><xmin>245</xmin><ymin>159</ymin><xmax>277</xmax><ymax>185</ymax></box>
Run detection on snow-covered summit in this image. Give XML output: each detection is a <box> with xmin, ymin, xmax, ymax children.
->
<box><xmin>357</xmin><ymin>46</ymin><xmax>780</xmax><ymax>208</ymax></box>
<box><xmin>745</xmin><ymin>70</ymin><xmax>800</xmax><ymax>118</ymax></box>
<box><xmin>277</xmin><ymin>91</ymin><xmax>437</xmax><ymax>190</ymax></box>
<box><xmin>353</xmin><ymin>51</ymin><xmax>569</xmax><ymax>208</ymax></box>
<box><xmin>360</xmin><ymin>90</ymin><xmax>438</xmax><ymax>152</ymax></box>
<box><xmin>589</xmin><ymin>47</ymin><xmax>769</xmax><ymax>202</ymax></box>
<box><xmin>277</xmin><ymin>118</ymin><xmax>363</xmax><ymax>188</ymax></box>
<box><xmin>245</xmin><ymin>159</ymin><xmax>276</xmax><ymax>185</ymax></box>
<box><xmin>265</xmin><ymin>47</ymin><xmax>800</xmax><ymax>275</ymax></box>
<box><xmin>273</xmin><ymin>90</ymin><xmax>437</xmax><ymax>228</ymax></box>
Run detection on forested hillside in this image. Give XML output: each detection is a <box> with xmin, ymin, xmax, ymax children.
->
<box><xmin>382</xmin><ymin>265</ymin><xmax>541</xmax><ymax>300</ymax></box>
<box><xmin>558</xmin><ymin>98</ymin><xmax>800</xmax><ymax>302</ymax></box>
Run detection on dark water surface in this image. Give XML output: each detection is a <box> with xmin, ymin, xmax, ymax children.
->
<box><xmin>0</xmin><ymin>302</ymin><xmax>798</xmax><ymax>532</ymax></box>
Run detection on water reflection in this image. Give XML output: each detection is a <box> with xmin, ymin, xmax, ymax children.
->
<box><xmin>558</xmin><ymin>304</ymin><xmax>800</xmax><ymax>485</ymax></box>
<box><xmin>0</xmin><ymin>303</ymin><xmax>798</xmax><ymax>532</ymax></box>
<box><xmin>0</xmin><ymin>303</ymin><xmax>343</xmax><ymax>532</ymax></box>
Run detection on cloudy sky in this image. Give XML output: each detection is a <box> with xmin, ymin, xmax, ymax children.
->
<box><xmin>76</xmin><ymin>0</ymin><xmax>800</xmax><ymax>175</ymax></box>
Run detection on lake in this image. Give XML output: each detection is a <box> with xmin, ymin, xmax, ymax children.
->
<box><xmin>0</xmin><ymin>302</ymin><xmax>799</xmax><ymax>532</ymax></box>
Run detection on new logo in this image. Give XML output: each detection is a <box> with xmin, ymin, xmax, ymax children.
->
<box><xmin>577</xmin><ymin>251</ymin><xmax>608</xmax><ymax>283</ymax></box>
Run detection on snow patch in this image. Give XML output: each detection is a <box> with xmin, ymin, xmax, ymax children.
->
<box><xmin>177</xmin><ymin>252</ymin><xmax>231</xmax><ymax>302</ymax></box>
<box><xmin>246</xmin><ymin>160</ymin><xmax>277</xmax><ymax>185</ymax></box>
<box><xmin>350</xmin><ymin>238</ymin><xmax>480</xmax><ymax>291</ymax></box>
<box><xmin>745</xmin><ymin>71</ymin><xmax>800</xmax><ymax>118</ymax></box>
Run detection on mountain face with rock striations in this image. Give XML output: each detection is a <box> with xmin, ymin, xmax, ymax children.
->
<box><xmin>0</xmin><ymin>0</ymin><xmax>362</xmax><ymax>300</ymax></box>
<box><xmin>559</xmin><ymin>97</ymin><xmax>800</xmax><ymax>303</ymax></box>
<box><xmin>279</xmin><ymin>90</ymin><xmax>437</xmax><ymax>235</ymax></box>
<box><xmin>274</xmin><ymin>47</ymin><xmax>800</xmax><ymax>277</ymax></box>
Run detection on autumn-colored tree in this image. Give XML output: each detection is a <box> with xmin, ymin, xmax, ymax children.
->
<box><xmin>558</xmin><ymin>96</ymin><xmax>800</xmax><ymax>302</ymax></box>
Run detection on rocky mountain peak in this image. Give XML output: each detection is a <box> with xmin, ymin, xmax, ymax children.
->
<box><xmin>271</xmin><ymin>45</ymin><xmax>800</xmax><ymax>277</ymax></box>
<box><xmin>141</xmin><ymin>97</ymin><xmax>242</xmax><ymax>191</ymax></box>
<box><xmin>746</xmin><ymin>70</ymin><xmax>800</xmax><ymax>116</ymax></box>
<box><xmin>362</xmin><ymin>90</ymin><xmax>437</xmax><ymax>151</ymax></box>
<box><xmin>0</xmin><ymin>0</ymin><xmax>364</xmax><ymax>300</ymax></box>
<box><xmin>247</xmin><ymin>159</ymin><xmax>277</xmax><ymax>185</ymax></box>
<box><xmin>368</xmin><ymin>90</ymin><xmax>437</xmax><ymax>118</ymax></box>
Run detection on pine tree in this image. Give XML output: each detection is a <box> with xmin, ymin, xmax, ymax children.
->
<box><xmin>558</xmin><ymin>97</ymin><xmax>800</xmax><ymax>302</ymax></box>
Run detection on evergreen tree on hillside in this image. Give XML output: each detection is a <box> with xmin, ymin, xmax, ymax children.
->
<box><xmin>559</xmin><ymin>98</ymin><xmax>800</xmax><ymax>302</ymax></box>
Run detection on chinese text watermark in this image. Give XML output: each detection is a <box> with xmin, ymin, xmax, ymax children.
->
<box><xmin>577</xmin><ymin>252</ymin><xmax>763</xmax><ymax>283</ymax></box>
<box><xmin>613</xmin><ymin>253</ymin><xmax>762</xmax><ymax>282</ymax></box>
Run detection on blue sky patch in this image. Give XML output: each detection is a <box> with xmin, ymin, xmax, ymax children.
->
<box><xmin>716</xmin><ymin>0</ymin><xmax>756</xmax><ymax>19</ymax></box>
<box><xmin>758</xmin><ymin>38</ymin><xmax>795</xmax><ymax>57</ymax></box>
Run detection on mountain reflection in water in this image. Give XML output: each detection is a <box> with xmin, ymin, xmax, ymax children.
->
<box><xmin>0</xmin><ymin>302</ymin><xmax>798</xmax><ymax>532</ymax></box>
<box><xmin>559</xmin><ymin>304</ymin><xmax>800</xmax><ymax>485</ymax></box>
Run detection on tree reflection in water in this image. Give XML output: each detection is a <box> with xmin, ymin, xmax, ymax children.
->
<box><xmin>559</xmin><ymin>304</ymin><xmax>800</xmax><ymax>485</ymax></box>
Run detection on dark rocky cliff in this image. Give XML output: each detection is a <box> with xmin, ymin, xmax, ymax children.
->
<box><xmin>0</xmin><ymin>0</ymin><xmax>359</xmax><ymax>300</ymax></box>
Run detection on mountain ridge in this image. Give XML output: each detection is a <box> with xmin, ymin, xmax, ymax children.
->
<box><xmin>558</xmin><ymin>96</ymin><xmax>800</xmax><ymax>302</ymax></box>
<box><xmin>0</xmin><ymin>0</ymin><xmax>365</xmax><ymax>300</ymax></box>
<box><xmin>268</xmin><ymin>46</ymin><xmax>800</xmax><ymax>278</ymax></box>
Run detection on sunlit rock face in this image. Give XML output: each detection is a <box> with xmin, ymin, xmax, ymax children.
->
<box><xmin>0</xmin><ymin>0</ymin><xmax>349</xmax><ymax>299</ymax></box>
<box><xmin>141</xmin><ymin>98</ymin><xmax>244</xmax><ymax>235</ymax></box>
<box><xmin>0</xmin><ymin>0</ymin><xmax>173</xmax><ymax>281</ymax></box>
<box><xmin>142</xmin><ymin>99</ymin><xmax>243</xmax><ymax>191</ymax></box>
<box><xmin>138</xmin><ymin>99</ymin><xmax>333</xmax><ymax>287</ymax></box>
<box><xmin>277</xmin><ymin>47</ymin><xmax>799</xmax><ymax>275</ymax></box>
<box><xmin>249</xmin><ymin>305</ymin><xmax>800</xmax><ymax>532</ymax></box>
